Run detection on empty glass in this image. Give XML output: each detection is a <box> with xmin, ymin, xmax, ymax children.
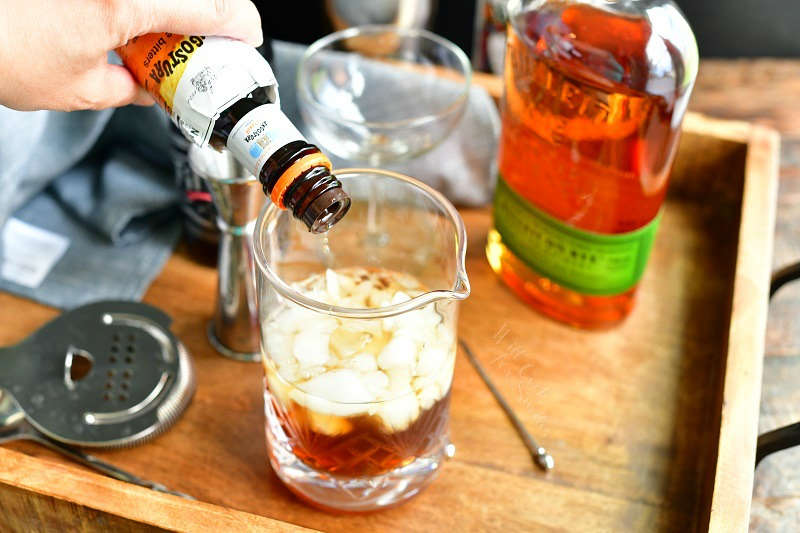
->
<box><xmin>254</xmin><ymin>168</ymin><xmax>469</xmax><ymax>511</ymax></box>
<box><xmin>325</xmin><ymin>0</ymin><xmax>437</xmax><ymax>30</ymax></box>
<box><xmin>297</xmin><ymin>25</ymin><xmax>472</xmax><ymax>166</ymax></box>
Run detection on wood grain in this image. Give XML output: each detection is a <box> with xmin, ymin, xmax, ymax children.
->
<box><xmin>707</xmin><ymin>125</ymin><xmax>780</xmax><ymax>533</ymax></box>
<box><xmin>0</xmin><ymin>480</ymin><xmax>166</xmax><ymax>533</ymax></box>
<box><xmin>681</xmin><ymin>59</ymin><xmax>800</xmax><ymax>533</ymax></box>
<box><xmin>0</xmin><ymin>110</ymin><xmax>777</xmax><ymax>531</ymax></box>
<box><xmin>0</xmin><ymin>448</ymin><xmax>315</xmax><ymax>532</ymax></box>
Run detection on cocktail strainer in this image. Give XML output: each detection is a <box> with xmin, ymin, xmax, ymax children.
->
<box><xmin>0</xmin><ymin>301</ymin><xmax>194</xmax><ymax>448</ymax></box>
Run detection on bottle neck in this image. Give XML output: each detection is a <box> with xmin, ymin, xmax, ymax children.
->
<box><xmin>213</xmin><ymin>100</ymin><xmax>351</xmax><ymax>233</ymax></box>
<box><xmin>285</xmin><ymin>166</ymin><xmax>351</xmax><ymax>233</ymax></box>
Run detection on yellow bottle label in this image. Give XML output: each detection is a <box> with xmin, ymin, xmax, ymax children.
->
<box><xmin>117</xmin><ymin>33</ymin><xmax>205</xmax><ymax>114</ymax></box>
<box><xmin>118</xmin><ymin>34</ymin><xmax>278</xmax><ymax>146</ymax></box>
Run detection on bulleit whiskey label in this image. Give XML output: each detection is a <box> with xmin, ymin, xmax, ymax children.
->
<box><xmin>493</xmin><ymin>176</ymin><xmax>661</xmax><ymax>296</ymax></box>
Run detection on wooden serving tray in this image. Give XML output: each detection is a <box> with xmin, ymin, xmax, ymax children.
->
<box><xmin>0</xmin><ymin>112</ymin><xmax>778</xmax><ymax>532</ymax></box>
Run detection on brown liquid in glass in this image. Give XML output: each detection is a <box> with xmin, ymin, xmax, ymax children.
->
<box><xmin>268</xmin><ymin>390</ymin><xmax>451</xmax><ymax>477</ymax></box>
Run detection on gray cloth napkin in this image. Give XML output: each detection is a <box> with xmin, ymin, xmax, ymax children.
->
<box><xmin>0</xmin><ymin>105</ymin><xmax>181</xmax><ymax>309</ymax></box>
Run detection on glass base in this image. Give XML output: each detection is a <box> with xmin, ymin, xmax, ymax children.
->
<box><xmin>265</xmin><ymin>401</ymin><xmax>450</xmax><ymax>512</ymax></box>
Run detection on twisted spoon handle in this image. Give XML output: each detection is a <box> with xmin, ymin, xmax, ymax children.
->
<box><xmin>459</xmin><ymin>339</ymin><xmax>554</xmax><ymax>471</ymax></box>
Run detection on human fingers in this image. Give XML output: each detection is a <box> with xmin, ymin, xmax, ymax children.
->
<box><xmin>112</xmin><ymin>0</ymin><xmax>263</xmax><ymax>47</ymax></box>
<box><xmin>131</xmin><ymin>87</ymin><xmax>155</xmax><ymax>106</ymax></box>
<box><xmin>68</xmin><ymin>63</ymin><xmax>151</xmax><ymax>110</ymax></box>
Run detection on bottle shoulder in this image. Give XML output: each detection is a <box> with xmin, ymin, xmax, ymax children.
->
<box><xmin>510</xmin><ymin>0</ymin><xmax>698</xmax><ymax>99</ymax></box>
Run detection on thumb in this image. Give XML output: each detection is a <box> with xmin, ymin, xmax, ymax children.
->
<box><xmin>71</xmin><ymin>64</ymin><xmax>153</xmax><ymax>110</ymax></box>
<box><xmin>126</xmin><ymin>0</ymin><xmax>263</xmax><ymax>47</ymax></box>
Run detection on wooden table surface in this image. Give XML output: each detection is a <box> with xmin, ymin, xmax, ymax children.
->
<box><xmin>692</xmin><ymin>59</ymin><xmax>800</xmax><ymax>531</ymax></box>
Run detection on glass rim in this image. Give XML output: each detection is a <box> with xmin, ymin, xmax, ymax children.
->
<box><xmin>253</xmin><ymin>168</ymin><xmax>470</xmax><ymax>320</ymax></box>
<box><xmin>296</xmin><ymin>24</ymin><xmax>473</xmax><ymax>130</ymax></box>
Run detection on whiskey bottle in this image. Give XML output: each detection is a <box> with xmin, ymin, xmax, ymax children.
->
<box><xmin>489</xmin><ymin>0</ymin><xmax>698</xmax><ymax>327</ymax></box>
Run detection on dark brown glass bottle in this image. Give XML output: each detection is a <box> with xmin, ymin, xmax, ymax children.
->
<box><xmin>212</xmin><ymin>98</ymin><xmax>350</xmax><ymax>233</ymax></box>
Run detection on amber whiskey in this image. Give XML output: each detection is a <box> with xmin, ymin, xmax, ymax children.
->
<box><xmin>488</xmin><ymin>2</ymin><xmax>697</xmax><ymax>328</ymax></box>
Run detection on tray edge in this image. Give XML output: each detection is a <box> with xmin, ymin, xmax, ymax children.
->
<box><xmin>0</xmin><ymin>447</ymin><xmax>317</xmax><ymax>533</ymax></box>
<box><xmin>705</xmin><ymin>123</ymin><xmax>780</xmax><ymax>532</ymax></box>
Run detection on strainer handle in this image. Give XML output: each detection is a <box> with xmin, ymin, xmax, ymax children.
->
<box><xmin>31</xmin><ymin>435</ymin><xmax>194</xmax><ymax>499</ymax></box>
<box><xmin>0</xmin><ymin>345</ymin><xmax>24</xmax><ymax>391</ymax></box>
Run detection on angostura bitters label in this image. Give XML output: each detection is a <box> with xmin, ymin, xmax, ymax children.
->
<box><xmin>226</xmin><ymin>103</ymin><xmax>307</xmax><ymax>189</ymax></box>
<box><xmin>117</xmin><ymin>33</ymin><xmax>278</xmax><ymax>146</ymax></box>
<box><xmin>117</xmin><ymin>33</ymin><xmax>205</xmax><ymax>114</ymax></box>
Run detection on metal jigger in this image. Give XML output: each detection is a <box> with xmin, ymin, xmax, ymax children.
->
<box><xmin>188</xmin><ymin>144</ymin><xmax>265</xmax><ymax>362</ymax></box>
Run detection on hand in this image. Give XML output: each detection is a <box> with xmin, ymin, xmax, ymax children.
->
<box><xmin>0</xmin><ymin>0</ymin><xmax>263</xmax><ymax>111</ymax></box>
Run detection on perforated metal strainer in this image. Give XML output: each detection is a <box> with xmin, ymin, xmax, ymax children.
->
<box><xmin>0</xmin><ymin>301</ymin><xmax>194</xmax><ymax>447</ymax></box>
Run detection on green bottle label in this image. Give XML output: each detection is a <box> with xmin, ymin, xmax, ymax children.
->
<box><xmin>493</xmin><ymin>177</ymin><xmax>661</xmax><ymax>296</ymax></box>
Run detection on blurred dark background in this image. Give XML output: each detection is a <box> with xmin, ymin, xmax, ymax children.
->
<box><xmin>257</xmin><ymin>0</ymin><xmax>800</xmax><ymax>58</ymax></box>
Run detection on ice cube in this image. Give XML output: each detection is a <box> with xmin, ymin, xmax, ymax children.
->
<box><xmin>345</xmin><ymin>353</ymin><xmax>379</xmax><ymax>373</ymax></box>
<box><xmin>274</xmin><ymin>305</ymin><xmax>318</xmax><ymax>333</ymax></box>
<box><xmin>264</xmin><ymin>328</ymin><xmax>295</xmax><ymax>367</ymax></box>
<box><xmin>416</xmin><ymin>383</ymin><xmax>442</xmax><ymax>411</ymax></box>
<box><xmin>392</xmin><ymin>291</ymin><xmax>411</xmax><ymax>304</ymax></box>
<box><xmin>385</xmin><ymin>367</ymin><xmax>414</xmax><ymax>395</ymax></box>
<box><xmin>396</xmin><ymin>305</ymin><xmax>442</xmax><ymax>333</ymax></box>
<box><xmin>337</xmin><ymin>317</ymin><xmax>382</xmax><ymax>335</ymax></box>
<box><xmin>377</xmin><ymin>334</ymin><xmax>417</xmax><ymax>371</ymax></box>
<box><xmin>378</xmin><ymin>391</ymin><xmax>420</xmax><ymax>432</ymax></box>
<box><xmin>308</xmin><ymin>288</ymin><xmax>330</xmax><ymax>304</ymax></box>
<box><xmin>292</xmin><ymin>390</ymin><xmax>361</xmax><ymax>418</ymax></box>
<box><xmin>276</xmin><ymin>363</ymin><xmax>300</xmax><ymax>385</ymax></box>
<box><xmin>436</xmin><ymin>323</ymin><xmax>455</xmax><ymax>347</ymax></box>
<box><xmin>265</xmin><ymin>366</ymin><xmax>293</xmax><ymax>407</ymax></box>
<box><xmin>382</xmin><ymin>292</ymin><xmax>413</xmax><ymax>331</ymax></box>
<box><xmin>362</xmin><ymin>370</ymin><xmax>390</xmax><ymax>396</ymax></box>
<box><xmin>307</xmin><ymin>411</ymin><xmax>353</xmax><ymax>436</ymax></box>
<box><xmin>299</xmin><ymin>365</ymin><xmax>327</xmax><ymax>380</ymax></box>
<box><xmin>347</xmin><ymin>279</ymin><xmax>373</xmax><ymax>307</ymax></box>
<box><xmin>337</xmin><ymin>269</ymin><xmax>357</xmax><ymax>293</ymax></box>
<box><xmin>300</xmin><ymin>369</ymin><xmax>374</xmax><ymax>404</ymax></box>
<box><xmin>330</xmin><ymin>326</ymin><xmax>372</xmax><ymax>358</ymax></box>
<box><xmin>293</xmin><ymin>328</ymin><xmax>332</xmax><ymax>368</ymax></box>
<box><xmin>434</xmin><ymin>351</ymin><xmax>456</xmax><ymax>393</ymax></box>
<box><xmin>367</xmin><ymin>289</ymin><xmax>392</xmax><ymax>308</ymax></box>
<box><xmin>344</xmin><ymin>287</ymin><xmax>366</xmax><ymax>307</ymax></box>
<box><xmin>415</xmin><ymin>345</ymin><xmax>448</xmax><ymax>377</ymax></box>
